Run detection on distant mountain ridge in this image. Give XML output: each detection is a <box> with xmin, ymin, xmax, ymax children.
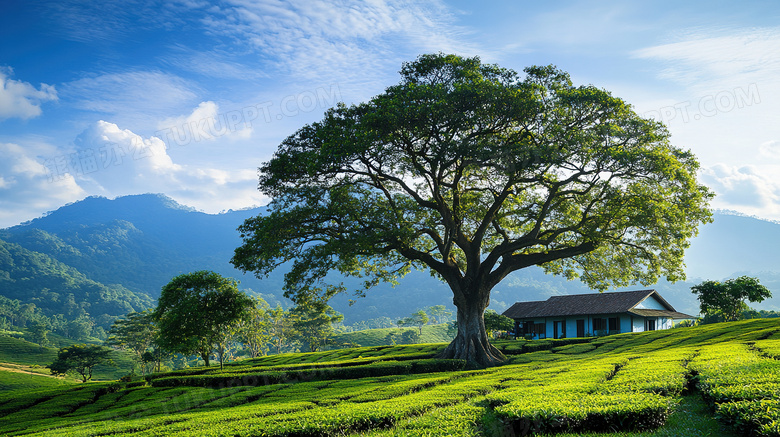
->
<box><xmin>2</xmin><ymin>194</ymin><xmax>780</xmax><ymax>327</ymax></box>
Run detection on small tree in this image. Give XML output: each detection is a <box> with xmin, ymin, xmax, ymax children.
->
<box><xmin>154</xmin><ymin>271</ymin><xmax>254</xmax><ymax>369</ymax></box>
<box><xmin>48</xmin><ymin>344</ymin><xmax>114</xmax><ymax>382</ymax></box>
<box><xmin>692</xmin><ymin>276</ymin><xmax>772</xmax><ymax>322</ymax></box>
<box><xmin>398</xmin><ymin>310</ymin><xmax>429</xmax><ymax>335</ymax></box>
<box><xmin>411</xmin><ymin>310</ymin><xmax>429</xmax><ymax>334</ymax></box>
<box><xmin>29</xmin><ymin>320</ymin><xmax>50</xmax><ymax>346</ymax></box>
<box><xmin>67</xmin><ymin>315</ymin><xmax>94</xmax><ymax>341</ymax></box>
<box><xmin>290</xmin><ymin>299</ymin><xmax>343</xmax><ymax>352</ymax></box>
<box><xmin>427</xmin><ymin>305</ymin><xmax>452</xmax><ymax>324</ymax></box>
<box><xmin>267</xmin><ymin>305</ymin><xmax>295</xmax><ymax>354</ymax></box>
<box><xmin>107</xmin><ymin>310</ymin><xmax>157</xmax><ymax>375</ymax></box>
<box><xmin>483</xmin><ymin>310</ymin><xmax>514</xmax><ymax>338</ymax></box>
<box><xmin>236</xmin><ymin>297</ymin><xmax>272</xmax><ymax>358</ymax></box>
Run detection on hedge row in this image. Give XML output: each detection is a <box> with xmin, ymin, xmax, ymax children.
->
<box><xmin>143</xmin><ymin>351</ymin><xmax>442</xmax><ymax>386</ymax></box>
<box><xmin>27</xmin><ymin>372</ymin><xmax>496</xmax><ymax>437</ymax></box>
<box><xmin>495</xmin><ymin>391</ymin><xmax>670</xmax><ymax>435</ymax></box>
<box><xmin>149</xmin><ymin>358</ymin><xmax>467</xmax><ymax>388</ymax></box>
<box><xmin>691</xmin><ymin>342</ymin><xmax>780</xmax><ymax>436</ymax></box>
<box><xmin>0</xmin><ymin>386</ymin><xmax>103</xmax><ymax>434</ymax></box>
<box><xmin>598</xmin><ymin>348</ymin><xmax>696</xmax><ymax>396</ymax></box>
<box><xmin>753</xmin><ymin>339</ymin><xmax>780</xmax><ymax>360</ymax></box>
<box><xmin>488</xmin><ymin>354</ymin><xmax>680</xmax><ymax>434</ymax></box>
<box><xmin>494</xmin><ymin>337</ymin><xmax>592</xmax><ymax>355</ymax></box>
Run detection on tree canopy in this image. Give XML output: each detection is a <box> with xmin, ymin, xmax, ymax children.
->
<box><xmin>48</xmin><ymin>344</ymin><xmax>114</xmax><ymax>382</ymax></box>
<box><xmin>692</xmin><ymin>276</ymin><xmax>772</xmax><ymax>322</ymax></box>
<box><xmin>153</xmin><ymin>270</ymin><xmax>254</xmax><ymax>368</ymax></box>
<box><xmin>483</xmin><ymin>309</ymin><xmax>514</xmax><ymax>337</ymax></box>
<box><xmin>290</xmin><ymin>299</ymin><xmax>343</xmax><ymax>352</ymax></box>
<box><xmin>233</xmin><ymin>53</ymin><xmax>712</xmax><ymax>366</ymax></box>
<box><xmin>398</xmin><ymin>310</ymin><xmax>429</xmax><ymax>335</ymax></box>
<box><xmin>107</xmin><ymin>310</ymin><xmax>157</xmax><ymax>373</ymax></box>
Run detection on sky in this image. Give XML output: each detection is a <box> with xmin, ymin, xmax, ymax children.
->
<box><xmin>1</xmin><ymin>0</ymin><xmax>780</xmax><ymax>228</ymax></box>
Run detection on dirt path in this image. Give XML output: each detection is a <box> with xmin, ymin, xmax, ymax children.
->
<box><xmin>0</xmin><ymin>363</ymin><xmax>61</xmax><ymax>378</ymax></box>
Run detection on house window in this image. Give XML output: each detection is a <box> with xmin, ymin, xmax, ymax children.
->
<box><xmin>593</xmin><ymin>318</ymin><xmax>606</xmax><ymax>331</ymax></box>
<box><xmin>608</xmin><ymin>317</ymin><xmax>618</xmax><ymax>333</ymax></box>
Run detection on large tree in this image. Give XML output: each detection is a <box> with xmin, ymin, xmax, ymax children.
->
<box><xmin>692</xmin><ymin>276</ymin><xmax>772</xmax><ymax>322</ymax></box>
<box><xmin>233</xmin><ymin>54</ymin><xmax>712</xmax><ymax>366</ymax></box>
<box><xmin>153</xmin><ymin>271</ymin><xmax>254</xmax><ymax>369</ymax></box>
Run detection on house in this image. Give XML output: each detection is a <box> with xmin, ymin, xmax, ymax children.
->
<box><xmin>502</xmin><ymin>289</ymin><xmax>694</xmax><ymax>340</ymax></box>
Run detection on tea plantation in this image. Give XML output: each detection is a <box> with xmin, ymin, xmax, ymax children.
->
<box><xmin>1</xmin><ymin>318</ymin><xmax>779</xmax><ymax>436</ymax></box>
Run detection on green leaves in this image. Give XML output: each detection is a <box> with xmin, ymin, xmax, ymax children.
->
<box><xmin>692</xmin><ymin>276</ymin><xmax>772</xmax><ymax>321</ymax></box>
<box><xmin>233</xmin><ymin>53</ymin><xmax>712</xmax><ymax>364</ymax></box>
<box><xmin>235</xmin><ymin>53</ymin><xmax>711</xmax><ymax>298</ymax></box>
<box><xmin>47</xmin><ymin>344</ymin><xmax>114</xmax><ymax>382</ymax></box>
<box><xmin>153</xmin><ymin>271</ymin><xmax>254</xmax><ymax>368</ymax></box>
<box><xmin>691</xmin><ymin>341</ymin><xmax>780</xmax><ymax>436</ymax></box>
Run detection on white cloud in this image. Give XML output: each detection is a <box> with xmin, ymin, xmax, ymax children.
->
<box><xmin>61</xmin><ymin>71</ymin><xmax>199</xmax><ymax>126</ymax></box>
<box><xmin>701</xmin><ymin>164</ymin><xmax>780</xmax><ymax>214</ymax></box>
<box><xmin>759</xmin><ymin>140</ymin><xmax>780</xmax><ymax>160</ymax></box>
<box><xmin>156</xmin><ymin>101</ymin><xmax>253</xmax><ymax>147</ymax></box>
<box><xmin>633</xmin><ymin>28</ymin><xmax>780</xmax><ymax>90</ymax></box>
<box><xmin>64</xmin><ymin>120</ymin><xmax>265</xmax><ymax>214</ymax></box>
<box><xmin>0</xmin><ymin>68</ymin><xmax>58</xmax><ymax>120</ymax></box>
<box><xmin>0</xmin><ymin>142</ymin><xmax>85</xmax><ymax>227</ymax></box>
<box><xmin>199</xmin><ymin>0</ymin><xmax>478</xmax><ymax>90</ymax></box>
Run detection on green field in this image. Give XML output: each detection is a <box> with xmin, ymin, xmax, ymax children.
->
<box><xmin>333</xmin><ymin>323</ymin><xmax>454</xmax><ymax>346</ymax></box>
<box><xmin>0</xmin><ymin>336</ymin><xmax>137</xmax><ymax>382</ymax></box>
<box><xmin>0</xmin><ymin>367</ymin><xmax>73</xmax><ymax>392</ymax></box>
<box><xmin>1</xmin><ymin>318</ymin><xmax>779</xmax><ymax>436</ymax></box>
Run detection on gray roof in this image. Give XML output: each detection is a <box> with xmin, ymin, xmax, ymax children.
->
<box><xmin>628</xmin><ymin>309</ymin><xmax>695</xmax><ymax>319</ymax></box>
<box><xmin>502</xmin><ymin>289</ymin><xmax>694</xmax><ymax>319</ymax></box>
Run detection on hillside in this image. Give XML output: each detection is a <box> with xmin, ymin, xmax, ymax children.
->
<box><xmin>3</xmin><ymin>194</ymin><xmax>780</xmax><ymax>330</ymax></box>
<box><xmin>0</xmin><ymin>335</ymin><xmax>131</xmax><ymax>395</ymax></box>
<box><xmin>0</xmin><ymin>236</ymin><xmax>152</xmax><ymax>327</ymax></box>
<box><xmin>1</xmin><ymin>318</ymin><xmax>778</xmax><ymax>436</ymax></box>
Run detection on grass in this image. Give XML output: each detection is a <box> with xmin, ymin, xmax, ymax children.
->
<box><xmin>0</xmin><ymin>336</ymin><xmax>57</xmax><ymax>367</ymax></box>
<box><xmin>0</xmin><ymin>318</ymin><xmax>778</xmax><ymax>436</ymax></box>
<box><xmin>333</xmin><ymin>323</ymin><xmax>454</xmax><ymax>347</ymax></box>
<box><xmin>0</xmin><ymin>368</ymin><xmax>74</xmax><ymax>392</ymax></box>
<box><xmin>0</xmin><ymin>335</ymin><xmax>137</xmax><ymax>381</ymax></box>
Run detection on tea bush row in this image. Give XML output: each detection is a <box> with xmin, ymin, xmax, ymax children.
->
<box><xmin>486</xmin><ymin>351</ymin><xmax>686</xmax><ymax>434</ymax></box>
<box><xmin>149</xmin><ymin>358</ymin><xmax>467</xmax><ymax>388</ymax></box>
<box><xmin>690</xmin><ymin>342</ymin><xmax>780</xmax><ymax>436</ymax></box>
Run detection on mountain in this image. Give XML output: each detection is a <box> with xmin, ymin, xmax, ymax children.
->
<box><xmin>2</xmin><ymin>194</ymin><xmax>780</xmax><ymax>328</ymax></box>
<box><xmin>3</xmin><ymin>194</ymin><xmax>268</xmax><ymax>299</ymax></box>
<box><xmin>0</xmin><ymin>237</ymin><xmax>153</xmax><ymax>325</ymax></box>
<box><xmin>684</xmin><ymin>212</ymin><xmax>780</xmax><ymax>281</ymax></box>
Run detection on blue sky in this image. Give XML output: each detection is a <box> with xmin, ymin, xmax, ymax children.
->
<box><xmin>2</xmin><ymin>0</ymin><xmax>780</xmax><ymax>227</ymax></box>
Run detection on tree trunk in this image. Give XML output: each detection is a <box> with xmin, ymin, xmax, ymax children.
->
<box><xmin>217</xmin><ymin>343</ymin><xmax>225</xmax><ymax>370</ymax></box>
<box><xmin>438</xmin><ymin>291</ymin><xmax>506</xmax><ymax>367</ymax></box>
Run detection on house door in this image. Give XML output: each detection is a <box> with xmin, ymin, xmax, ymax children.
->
<box><xmin>645</xmin><ymin>319</ymin><xmax>656</xmax><ymax>331</ymax></box>
<box><xmin>553</xmin><ymin>321</ymin><xmax>565</xmax><ymax>339</ymax></box>
<box><xmin>576</xmin><ymin>319</ymin><xmax>585</xmax><ymax>338</ymax></box>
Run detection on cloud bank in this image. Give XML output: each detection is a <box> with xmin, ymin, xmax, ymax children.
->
<box><xmin>0</xmin><ymin>68</ymin><xmax>58</xmax><ymax>120</ymax></box>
